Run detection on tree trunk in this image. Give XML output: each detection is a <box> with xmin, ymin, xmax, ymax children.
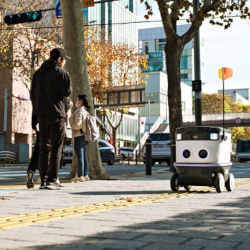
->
<box><xmin>112</xmin><ymin>128</ymin><xmax>117</xmax><ymax>154</ymax></box>
<box><xmin>165</xmin><ymin>38</ymin><xmax>184</xmax><ymax>171</ymax></box>
<box><xmin>61</xmin><ymin>0</ymin><xmax>108</xmax><ymax>179</ymax></box>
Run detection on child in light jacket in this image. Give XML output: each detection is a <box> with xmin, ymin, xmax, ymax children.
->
<box><xmin>69</xmin><ymin>94</ymin><xmax>90</xmax><ymax>182</ymax></box>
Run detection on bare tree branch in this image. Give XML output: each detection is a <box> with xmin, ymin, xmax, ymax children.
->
<box><xmin>156</xmin><ymin>0</ymin><xmax>177</xmax><ymax>38</ymax></box>
<box><xmin>182</xmin><ymin>0</ymin><xmax>219</xmax><ymax>44</ymax></box>
<box><xmin>114</xmin><ymin>111</ymin><xmax>123</xmax><ymax>130</ymax></box>
<box><xmin>171</xmin><ymin>0</ymin><xmax>181</xmax><ymax>25</ymax></box>
<box><xmin>105</xmin><ymin>110</ymin><xmax>124</xmax><ymax>130</ymax></box>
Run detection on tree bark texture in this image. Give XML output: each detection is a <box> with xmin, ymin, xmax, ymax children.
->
<box><xmin>165</xmin><ymin>38</ymin><xmax>184</xmax><ymax>171</ymax></box>
<box><xmin>61</xmin><ymin>0</ymin><xmax>108</xmax><ymax>179</ymax></box>
<box><xmin>165</xmin><ymin>38</ymin><xmax>183</xmax><ymax>138</ymax></box>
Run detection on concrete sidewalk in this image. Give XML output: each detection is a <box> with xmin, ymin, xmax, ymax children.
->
<box><xmin>0</xmin><ymin>163</ymin><xmax>170</xmax><ymax>187</ymax></box>
<box><xmin>1</xmin><ymin>170</ymin><xmax>250</xmax><ymax>250</ymax></box>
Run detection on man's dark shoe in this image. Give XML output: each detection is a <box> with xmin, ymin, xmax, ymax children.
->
<box><xmin>46</xmin><ymin>181</ymin><xmax>62</xmax><ymax>190</ymax></box>
<box><xmin>39</xmin><ymin>182</ymin><xmax>47</xmax><ymax>190</ymax></box>
<box><xmin>26</xmin><ymin>171</ymin><xmax>34</xmax><ymax>189</ymax></box>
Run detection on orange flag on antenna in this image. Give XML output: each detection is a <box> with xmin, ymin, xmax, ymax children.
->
<box><xmin>218</xmin><ymin>67</ymin><xmax>233</xmax><ymax>80</ymax></box>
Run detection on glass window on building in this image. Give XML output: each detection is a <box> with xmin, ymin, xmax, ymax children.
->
<box><xmin>108</xmin><ymin>2</ymin><xmax>112</xmax><ymax>38</ymax></box>
<box><xmin>144</xmin><ymin>42</ymin><xmax>149</xmax><ymax>54</ymax></box>
<box><xmin>149</xmin><ymin>92</ymin><xmax>160</xmax><ymax>103</ymax></box>
<box><xmin>131</xmin><ymin>90</ymin><xmax>141</xmax><ymax>103</ymax></box>
<box><xmin>83</xmin><ymin>7</ymin><xmax>88</xmax><ymax>20</ymax></box>
<box><xmin>109</xmin><ymin>92</ymin><xmax>118</xmax><ymax>105</ymax></box>
<box><xmin>158</xmin><ymin>39</ymin><xmax>166</xmax><ymax>51</ymax></box>
<box><xmin>120</xmin><ymin>92</ymin><xmax>129</xmax><ymax>104</ymax></box>
<box><xmin>143</xmin><ymin>51</ymin><xmax>163</xmax><ymax>72</ymax></box>
<box><xmin>180</xmin><ymin>55</ymin><xmax>188</xmax><ymax>70</ymax></box>
<box><xmin>181</xmin><ymin>73</ymin><xmax>188</xmax><ymax>80</ymax></box>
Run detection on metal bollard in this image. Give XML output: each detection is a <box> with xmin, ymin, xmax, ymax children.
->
<box><xmin>135</xmin><ymin>150</ymin><xmax>138</xmax><ymax>165</ymax></box>
<box><xmin>145</xmin><ymin>138</ymin><xmax>152</xmax><ymax>175</ymax></box>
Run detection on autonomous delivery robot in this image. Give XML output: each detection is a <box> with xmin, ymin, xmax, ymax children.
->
<box><xmin>172</xmin><ymin>126</ymin><xmax>235</xmax><ymax>193</ymax></box>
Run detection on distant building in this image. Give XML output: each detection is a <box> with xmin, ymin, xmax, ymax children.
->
<box><xmin>218</xmin><ymin>88</ymin><xmax>250</xmax><ymax>105</ymax></box>
<box><xmin>138</xmin><ymin>26</ymin><xmax>194</xmax><ymax>132</ymax></box>
<box><xmin>0</xmin><ymin>1</ymin><xmax>140</xmax><ymax>152</ymax></box>
<box><xmin>138</xmin><ymin>25</ymin><xmax>194</xmax><ymax>86</ymax></box>
<box><xmin>0</xmin><ymin>39</ymin><xmax>32</xmax><ymax>162</ymax></box>
<box><xmin>139</xmin><ymin>72</ymin><xmax>192</xmax><ymax>132</ymax></box>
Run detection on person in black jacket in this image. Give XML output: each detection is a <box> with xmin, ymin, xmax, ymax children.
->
<box><xmin>31</xmin><ymin>48</ymin><xmax>71</xmax><ymax>190</ymax></box>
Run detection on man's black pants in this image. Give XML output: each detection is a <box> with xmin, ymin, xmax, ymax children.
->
<box><xmin>38</xmin><ymin>117</ymin><xmax>65</xmax><ymax>184</ymax></box>
<box><xmin>27</xmin><ymin>131</ymin><xmax>40</xmax><ymax>172</ymax></box>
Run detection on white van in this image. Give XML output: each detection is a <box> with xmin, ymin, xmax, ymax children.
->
<box><xmin>144</xmin><ymin>133</ymin><xmax>171</xmax><ymax>165</ymax></box>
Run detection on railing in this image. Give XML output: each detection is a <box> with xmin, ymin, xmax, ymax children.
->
<box><xmin>183</xmin><ymin>112</ymin><xmax>250</xmax><ymax>122</ymax></box>
<box><xmin>134</xmin><ymin>116</ymin><xmax>164</xmax><ymax>154</ymax></box>
<box><xmin>0</xmin><ymin>151</ymin><xmax>16</xmax><ymax>164</ymax></box>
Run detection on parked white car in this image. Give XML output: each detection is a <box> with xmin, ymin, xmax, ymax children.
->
<box><xmin>143</xmin><ymin>133</ymin><xmax>171</xmax><ymax>165</ymax></box>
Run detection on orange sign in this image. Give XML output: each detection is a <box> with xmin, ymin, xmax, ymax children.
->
<box><xmin>218</xmin><ymin>67</ymin><xmax>233</xmax><ymax>80</ymax></box>
<box><xmin>82</xmin><ymin>0</ymin><xmax>94</xmax><ymax>7</ymax></box>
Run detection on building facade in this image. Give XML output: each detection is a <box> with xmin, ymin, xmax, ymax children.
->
<box><xmin>218</xmin><ymin>88</ymin><xmax>250</xmax><ymax>105</ymax></box>
<box><xmin>0</xmin><ymin>1</ymin><xmax>141</xmax><ymax>156</ymax></box>
<box><xmin>139</xmin><ymin>25</ymin><xmax>193</xmax><ymax>86</ymax></box>
<box><xmin>0</xmin><ymin>39</ymin><xmax>32</xmax><ymax>162</ymax></box>
<box><xmin>139</xmin><ymin>71</ymin><xmax>192</xmax><ymax>132</ymax></box>
<box><xmin>138</xmin><ymin>26</ymin><xmax>194</xmax><ymax>133</ymax></box>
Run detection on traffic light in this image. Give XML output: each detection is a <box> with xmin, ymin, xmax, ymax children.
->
<box><xmin>4</xmin><ymin>11</ymin><xmax>42</xmax><ymax>25</ymax></box>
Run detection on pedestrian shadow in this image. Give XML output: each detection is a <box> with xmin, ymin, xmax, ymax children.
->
<box><xmin>17</xmin><ymin>193</ymin><xmax>250</xmax><ymax>250</ymax></box>
<box><xmin>70</xmin><ymin>189</ymin><xmax>217</xmax><ymax>196</ymax></box>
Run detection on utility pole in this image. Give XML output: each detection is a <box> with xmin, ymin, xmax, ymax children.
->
<box><xmin>192</xmin><ymin>0</ymin><xmax>202</xmax><ymax>126</ymax></box>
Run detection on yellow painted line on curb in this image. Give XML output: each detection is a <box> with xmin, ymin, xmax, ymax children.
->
<box><xmin>0</xmin><ymin>184</ymin><xmax>26</xmax><ymax>189</ymax></box>
<box><xmin>0</xmin><ymin>178</ymin><xmax>250</xmax><ymax>232</ymax></box>
<box><xmin>0</xmin><ymin>192</ymin><xmax>194</xmax><ymax>232</ymax></box>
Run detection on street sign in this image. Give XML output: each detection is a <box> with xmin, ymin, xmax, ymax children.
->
<box><xmin>218</xmin><ymin>67</ymin><xmax>233</xmax><ymax>80</ymax></box>
<box><xmin>192</xmin><ymin>80</ymin><xmax>202</xmax><ymax>92</ymax></box>
<box><xmin>82</xmin><ymin>0</ymin><xmax>95</xmax><ymax>7</ymax></box>
<box><xmin>54</xmin><ymin>0</ymin><xmax>94</xmax><ymax>18</ymax></box>
<box><xmin>56</xmin><ymin>0</ymin><xmax>62</xmax><ymax>18</ymax></box>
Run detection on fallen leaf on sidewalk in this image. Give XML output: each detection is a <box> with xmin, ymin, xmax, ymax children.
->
<box><xmin>0</xmin><ymin>197</ymin><xmax>10</xmax><ymax>200</ymax></box>
<box><xmin>118</xmin><ymin>197</ymin><xmax>134</xmax><ymax>202</ymax></box>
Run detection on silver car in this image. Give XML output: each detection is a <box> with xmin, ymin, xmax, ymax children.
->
<box><xmin>62</xmin><ymin>139</ymin><xmax>115</xmax><ymax>165</ymax></box>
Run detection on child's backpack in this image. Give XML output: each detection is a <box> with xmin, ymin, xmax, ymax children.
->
<box><xmin>85</xmin><ymin>114</ymin><xmax>100</xmax><ymax>142</ymax></box>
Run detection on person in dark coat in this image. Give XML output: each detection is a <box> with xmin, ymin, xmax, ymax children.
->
<box><xmin>30</xmin><ymin>48</ymin><xmax>71</xmax><ymax>190</ymax></box>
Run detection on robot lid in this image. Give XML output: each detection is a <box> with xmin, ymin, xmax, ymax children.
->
<box><xmin>176</xmin><ymin>126</ymin><xmax>230</xmax><ymax>141</ymax></box>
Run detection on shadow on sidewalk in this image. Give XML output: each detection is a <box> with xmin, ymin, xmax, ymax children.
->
<box><xmin>71</xmin><ymin>190</ymin><xmax>174</xmax><ymax>196</ymax></box>
<box><xmin>17</xmin><ymin>194</ymin><xmax>250</xmax><ymax>250</ymax></box>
